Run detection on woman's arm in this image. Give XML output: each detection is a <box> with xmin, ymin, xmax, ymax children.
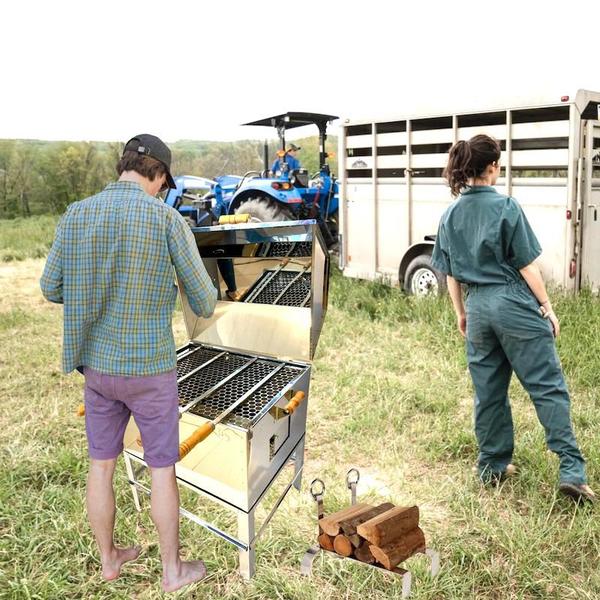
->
<box><xmin>447</xmin><ymin>275</ymin><xmax>466</xmax><ymax>337</ymax></box>
<box><xmin>519</xmin><ymin>260</ymin><xmax>559</xmax><ymax>337</ymax></box>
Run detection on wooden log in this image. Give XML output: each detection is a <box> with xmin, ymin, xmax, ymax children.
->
<box><xmin>318</xmin><ymin>503</ymin><xmax>372</xmax><ymax>537</ymax></box>
<box><xmin>354</xmin><ymin>542</ymin><xmax>375</xmax><ymax>564</ymax></box>
<box><xmin>340</xmin><ymin>502</ymin><xmax>395</xmax><ymax>539</ymax></box>
<box><xmin>333</xmin><ymin>534</ymin><xmax>354</xmax><ymax>557</ymax></box>
<box><xmin>370</xmin><ymin>527</ymin><xmax>426</xmax><ymax>570</ymax></box>
<box><xmin>318</xmin><ymin>532</ymin><xmax>335</xmax><ymax>552</ymax></box>
<box><xmin>357</xmin><ymin>505</ymin><xmax>420</xmax><ymax>547</ymax></box>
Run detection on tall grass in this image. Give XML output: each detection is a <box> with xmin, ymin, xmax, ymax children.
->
<box><xmin>1</xmin><ymin>227</ymin><xmax>600</xmax><ymax>598</ymax></box>
<box><xmin>0</xmin><ymin>216</ymin><xmax>60</xmax><ymax>262</ymax></box>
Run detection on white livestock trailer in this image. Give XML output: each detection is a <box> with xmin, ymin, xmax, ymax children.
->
<box><xmin>338</xmin><ymin>90</ymin><xmax>600</xmax><ymax>294</ymax></box>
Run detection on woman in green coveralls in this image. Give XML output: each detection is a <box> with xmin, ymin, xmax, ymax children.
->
<box><xmin>431</xmin><ymin>134</ymin><xmax>595</xmax><ymax>502</ymax></box>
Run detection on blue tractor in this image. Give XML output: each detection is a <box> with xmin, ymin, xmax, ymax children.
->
<box><xmin>164</xmin><ymin>112</ymin><xmax>340</xmax><ymax>246</ymax></box>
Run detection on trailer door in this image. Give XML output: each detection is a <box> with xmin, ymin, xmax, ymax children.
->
<box><xmin>581</xmin><ymin>122</ymin><xmax>600</xmax><ymax>291</ymax></box>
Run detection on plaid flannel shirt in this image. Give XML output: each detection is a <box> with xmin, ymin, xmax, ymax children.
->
<box><xmin>40</xmin><ymin>181</ymin><xmax>217</xmax><ymax>375</ymax></box>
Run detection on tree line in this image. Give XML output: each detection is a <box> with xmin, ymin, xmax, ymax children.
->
<box><xmin>0</xmin><ymin>135</ymin><xmax>337</xmax><ymax>218</ymax></box>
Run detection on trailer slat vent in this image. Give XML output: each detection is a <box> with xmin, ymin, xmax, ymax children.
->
<box><xmin>457</xmin><ymin>111</ymin><xmax>507</xmax><ymax>127</ymax></box>
<box><xmin>376</xmin><ymin>121</ymin><xmax>407</xmax><ymax>134</ymax></box>
<box><xmin>346</xmin><ymin>169</ymin><xmax>372</xmax><ymax>178</ymax></box>
<box><xmin>512</xmin><ymin>137</ymin><xmax>569</xmax><ymax>150</ymax></box>
<box><xmin>346</xmin><ymin>124</ymin><xmax>372</xmax><ymax>136</ymax></box>
<box><xmin>377</xmin><ymin>145</ymin><xmax>407</xmax><ymax>156</ymax></box>
<box><xmin>410</xmin><ymin>116</ymin><xmax>452</xmax><ymax>131</ymax></box>
<box><xmin>346</xmin><ymin>147</ymin><xmax>372</xmax><ymax>157</ymax></box>
<box><xmin>511</xmin><ymin>106</ymin><xmax>569</xmax><ymax>124</ymax></box>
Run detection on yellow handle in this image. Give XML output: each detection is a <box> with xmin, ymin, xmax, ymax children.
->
<box><xmin>179</xmin><ymin>422</ymin><xmax>215</xmax><ymax>459</ymax></box>
<box><xmin>77</xmin><ymin>404</ymin><xmax>85</xmax><ymax>417</ymax></box>
<box><xmin>284</xmin><ymin>391</ymin><xmax>306</xmax><ymax>415</ymax></box>
<box><xmin>218</xmin><ymin>214</ymin><xmax>250</xmax><ymax>225</ymax></box>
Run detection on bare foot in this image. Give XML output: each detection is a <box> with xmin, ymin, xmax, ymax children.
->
<box><xmin>162</xmin><ymin>560</ymin><xmax>207</xmax><ymax>593</ymax></box>
<box><xmin>102</xmin><ymin>546</ymin><xmax>142</xmax><ymax>581</ymax></box>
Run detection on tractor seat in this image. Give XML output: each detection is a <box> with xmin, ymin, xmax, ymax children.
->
<box><xmin>290</xmin><ymin>169</ymin><xmax>309</xmax><ymax>188</ymax></box>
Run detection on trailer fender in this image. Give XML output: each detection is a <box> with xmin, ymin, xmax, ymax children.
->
<box><xmin>399</xmin><ymin>242</ymin><xmax>435</xmax><ymax>285</ymax></box>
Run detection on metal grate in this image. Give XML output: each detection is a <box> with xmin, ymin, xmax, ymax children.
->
<box><xmin>178</xmin><ymin>353</ymin><xmax>249</xmax><ymax>406</ymax></box>
<box><xmin>262</xmin><ymin>242</ymin><xmax>312</xmax><ymax>257</ymax></box>
<box><xmin>177</xmin><ymin>348</ymin><xmax>304</xmax><ymax>429</ymax></box>
<box><xmin>177</xmin><ymin>346</ymin><xmax>222</xmax><ymax>379</ymax></box>
<box><xmin>243</xmin><ymin>270</ymin><xmax>311</xmax><ymax>307</ymax></box>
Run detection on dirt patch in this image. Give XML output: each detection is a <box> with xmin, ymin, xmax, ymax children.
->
<box><xmin>0</xmin><ymin>259</ymin><xmax>50</xmax><ymax>312</ymax></box>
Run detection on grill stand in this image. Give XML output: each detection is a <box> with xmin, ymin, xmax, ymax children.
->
<box><xmin>123</xmin><ymin>434</ymin><xmax>305</xmax><ymax>580</ymax></box>
<box><xmin>300</xmin><ymin>469</ymin><xmax>440</xmax><ymax>598</ymax></box>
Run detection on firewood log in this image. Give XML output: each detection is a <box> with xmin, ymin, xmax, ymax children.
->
<box><xmin>370</xmin><ymin>527</ymin><xmax>425</xmax><ymax>570</ymax></box>
<box><xmin>333</xmin><ymin>534</ymin><xmax>354</xmax><ymax>557</ymax></box>
<box><xmin>318</xmin><ymin>532</ymin><xmax>335</xmax><ymax>552</ymax></box>
<box><xmin>357</xmin><ymin>505</ymin><xmax>419</xmax><ymax>547</ymax></box>
<box><xmin>340</xmin><ymin>502</ymin><xmax>395</xmax><ymax>541</ymax></box>
<box><xmin>354</xmin><ymin>542</ymin><xmax>375</xmax><ymax>564</ymax></box>
<box><xmin>318</xmin><ymin>503</ymin><xmax>371</xmax><ymax>537</ymax></box>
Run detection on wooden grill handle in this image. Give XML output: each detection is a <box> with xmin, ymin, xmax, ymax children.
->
<box><xmin>218</xmin><ymin>214</ymin><xmax>250</xmax><ymax>225</ymax></box>
<box><xmin>76</xmin><ymin>404</ymin><xmax>85</xmax><ymax>417</ymax></box>
<box><xmin>179</xmin><ymin>422</ymin><xmax>215</xmax><ymax>459</ymax></box>
<box><xmin>284</xmin><ymin>391</ymin><xmax>305</xmax><ymax>415</ymax></box>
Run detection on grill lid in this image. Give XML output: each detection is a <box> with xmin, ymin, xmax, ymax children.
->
<box><xmin>177</xmin><ymin>220</ymin><xmax>330</xmax><ymax>362</ymax></box>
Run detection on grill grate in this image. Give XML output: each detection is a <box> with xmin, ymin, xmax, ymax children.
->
<box><xmin>262</xmin><ymin>242</ymin><xmax>312</xmax><ymax>257</ymax></box>
<box><xmin>243</xmin><ymin>270</ymin><xmax>311</xmax><ymax>307</ymax></box>
<box><xmin>177</xmin><ymin>346</ymin><xmax>305</xmax><ymax>428</ymax></box>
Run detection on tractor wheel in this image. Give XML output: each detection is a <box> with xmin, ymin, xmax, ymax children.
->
<box><xmin>234</xmin><ymin>197</ymin><xmax>293</xmax><ymax>222</ymax></box>
<box><xmin>403</xmin><ymin>254</ymin><xmax>446</xmax><ymax>297</ymax></box>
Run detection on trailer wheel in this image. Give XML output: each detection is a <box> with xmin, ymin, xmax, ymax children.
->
<box><xmin>235</xmin><ymin>196</ymin><xmax>293</xmax><ymax>222</ymax></box>
<box><xmin>403</xmin><ymin>255</ymin><xmax>446</xmax><ymax>296</ymax></box>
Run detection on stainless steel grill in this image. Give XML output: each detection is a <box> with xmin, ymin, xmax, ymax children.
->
<box><xmin>260</xmin><ymin>241</ymin><xmax>312</xmax><ymax>257</ymax></box>
<box><xmin>243</xmin><ymin>269</ymin><xmax>311</xmax><ymax>307</ymax></box>
<box><xmin>176</xmin><ymin>344</ymin><xmax>304</xmax><ymax>428</ymax></box>
<box><xmin>123</xmin><ymin>221</ymin><xmax>329</xmax><ymax>580</ymax></box>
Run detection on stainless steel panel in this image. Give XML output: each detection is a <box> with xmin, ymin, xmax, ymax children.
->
<box><xmin>178</xmin><ymin>221</ymin><xmax>329</xmax><ymax>361</ymax></box>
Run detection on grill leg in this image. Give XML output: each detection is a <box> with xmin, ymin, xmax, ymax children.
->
<box><xmin>124</xmin><ymin>454</ymin><xmax>142</xmax><ymax>512</ymax></box>
<box><xmin>237</xmin><ymin>509</ymin><xmax>256</xmax><ymax>580</ymax></box>
<box><xmin>292</xmin><ymin>436</ymin><xmax>305</xmax><ymax>491</ymax></box>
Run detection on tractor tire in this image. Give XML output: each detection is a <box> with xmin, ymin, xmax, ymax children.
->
<box><xmin>403</xmin><ymin>254</ymin><xmax>446</xmax><ymax>297</ymax></box>
<box><xmin>234</xmin><ymin>197</ymin><xmax>293</xmax><ymax>223</ymax></box>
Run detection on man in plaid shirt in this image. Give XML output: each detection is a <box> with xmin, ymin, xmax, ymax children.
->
<box><xmin>41</xmin><ymin>134</ymin><xmax>216</xmax><ymax>592</ymax></box>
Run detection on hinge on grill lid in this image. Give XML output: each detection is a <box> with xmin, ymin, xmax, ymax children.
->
<box><xmin>269</xmin><ymin>389</ymin><xmax>294</xmax><ymax>420</ymax></box>
<box><xmin>269</xmin><ymin>389</ymin><xmax>306</xmax><ymax>420</ymax></box>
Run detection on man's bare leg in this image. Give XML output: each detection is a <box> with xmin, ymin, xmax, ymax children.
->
<box><xmin>150</xmin><ymin>466</ymin><xmax>207</xmax><ymax>592</ymax></box>
<box><xmin>87</xmin><ymin>458</ymin><xmax>141</xmax><ymax>580</ymax></box>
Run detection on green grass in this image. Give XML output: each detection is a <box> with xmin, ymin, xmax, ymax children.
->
<box><xmin>0</xmin><ymin>216</ymin><xmax>60</xmax><ymax>261</ymax></box>
<box><xmin>1</xmin><ymin>237</ymin><xmax>600</xmax><ymax>598</ymax></box>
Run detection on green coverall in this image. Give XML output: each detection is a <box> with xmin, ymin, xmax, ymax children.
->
<box><xmin>431</xmin><ymin>186</ymin><xmax>587</xmax><ymax>485</ymax></box>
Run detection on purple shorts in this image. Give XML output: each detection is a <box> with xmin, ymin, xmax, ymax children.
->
<box><xmin>84</xmin><ymin>367</ymin><xmax>179</xmax><ymax>468</ymax></box>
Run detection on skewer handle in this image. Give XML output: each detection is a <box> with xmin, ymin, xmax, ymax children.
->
<box><xmin>218</xmin><ymin>214</ymin><xmax>250</xmax><ymax>225</ymax></box>
<box><xmin>179</xmin><ymin>422</ymin><xmax>215</xmax><ymax>459</ymax></box>
<box><xmin>284</xmin><ymin>390</ymin><xmax>306</xmax><ymax>415</ymax></box>
<box><xmin>76</xmin><ymin>404</ymin><xmax>85</xmax><ymax>417</ymax></box>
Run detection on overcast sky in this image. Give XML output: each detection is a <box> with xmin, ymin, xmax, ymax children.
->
<box><xmin>1</xmin><ymin>0</ymin><xmax>598</xmax><ymax>143</ymax></box>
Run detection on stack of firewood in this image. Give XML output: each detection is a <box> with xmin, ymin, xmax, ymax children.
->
<box><xmin>317</xmin><ymin>502</ymin><xmax>424</xmax><ymax>571</ymax></box>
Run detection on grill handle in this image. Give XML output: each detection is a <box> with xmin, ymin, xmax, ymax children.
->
<box><xmin>179</xmin><ymin>422</ymin><xmax>215</xmax><ymax>459</ymax></box>
<box><xmin>76</xmin><ymin>404</ymin><xmax>85</xmax><ymax>417</ymax></box>
<box><xmin>284</xmin><ymin>390</ymin><xmax>306</xmax><ymax>415</ymax></box>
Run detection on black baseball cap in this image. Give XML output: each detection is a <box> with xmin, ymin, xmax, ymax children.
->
<box><xmin>123</xmin><ymin>134</ymin><xmax>176</xmax><ymax>189</ymax></box>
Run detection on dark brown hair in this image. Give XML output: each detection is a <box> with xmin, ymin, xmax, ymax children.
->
<box><xmin>116</xmin><ymin>151</ymin><xmax>167</xmax><ymax>181</ymax></box>
<box><xmin>443</xmin><ymin>134</ymin><xmax>501</xmax><ymax>197</ymax></box>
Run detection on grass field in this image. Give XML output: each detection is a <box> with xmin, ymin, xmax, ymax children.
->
<box><xmin>1</xmin><ymin>220</ymin><xmax>600</xmax><ymax>599</ymax></box>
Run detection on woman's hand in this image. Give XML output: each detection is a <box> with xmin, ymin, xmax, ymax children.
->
<box><xmin>457</xmin><ymin>312</ymin><xmax>467</xmax><ymax>337</ymax></box>
<box><xmin>541</xmin><ymin>306</ymin><xmax>560</xmax><ymax>338</ymax></box>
